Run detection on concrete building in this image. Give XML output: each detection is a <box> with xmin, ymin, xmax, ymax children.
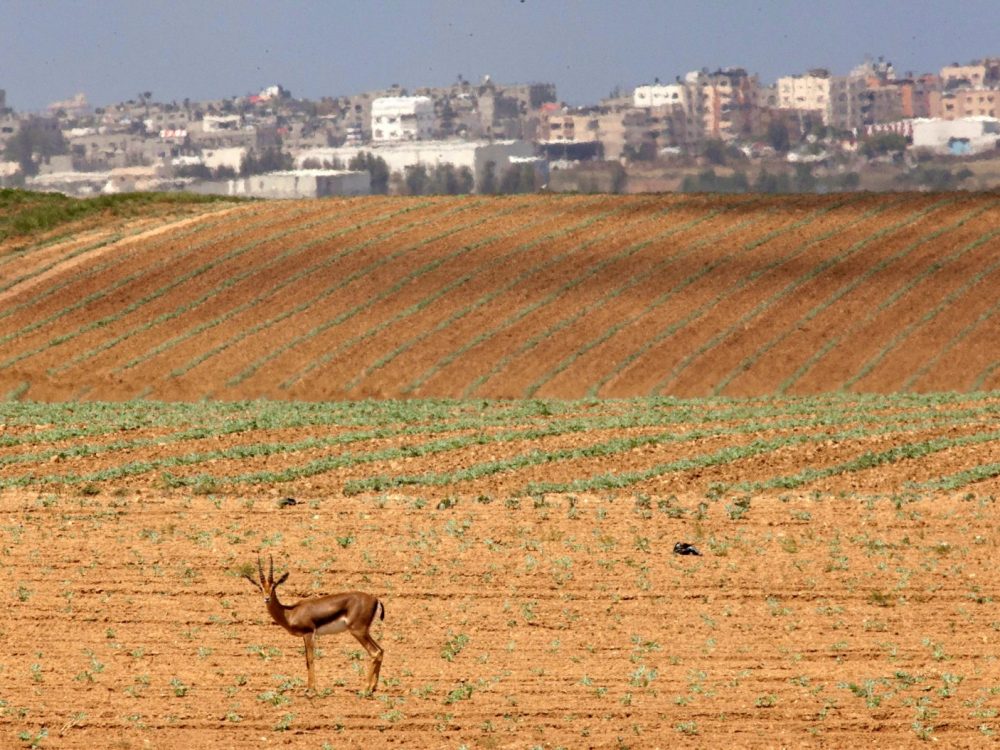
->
<box><xmin>912</xmin><ymin>117</ymin><xmax>1000</xmax><ymax>155</ymax></box>
<box><xmin>192</xmin><ymin>169</ymin><xmax>370</xmax><ymax>199</ymax></box>
<box><xmin>826</xmin><ymin>76</ymin><xmax>870</xmax><ymax>132</ymax></box>
<box><xmin>776</xmin><ymin>70</ymin><xmax>831</xmax><ymax>122</ymax></box>
<box><xmin>25</xmin><ymin>171</ymin><xmax>111</xmax><ymax>195</ymax></box>
<box><xmin>940</xmin><ymin>59</ymin><xmax>1000</xmax><ymax>89</ymax></box>
<box><xmin>0</xmin><ymin>112</ymin><xmax>19</xmax><ymax>144</ymax></box>
<box><xmin>937</xmin><ymin>89</ymin><xmax>1000</xmax><ymax>120</ymax></box>
<box><xmin>633</xmin><ymin>83</ymin><xmax>688</xmax><ymax>109</ymax></box>
<box><xmin>685</xmin><ymin>68</ymin><xmax>760</xmax><ymax>141</ymax></box>
<box><xmin>371</xmin><ymin>96</ymin><xmax>434</xmax><ymax>142</ymax></box>
<box><xmin>864</xmin><ymin>84</ymin><xmax>905</xmax><ymax>126</ymax></box>
<box><xmin>202</xmin><ymin>147</ymin><xmax>247</xmax><ymax>173</ymax></box>
<box><xmin>895</xmin><ymin>75</ymin><xmax>939</xmax><ymax>119</ymax></box>
<box><xmin>46</xmin><ymin>93</ymin><xmax>90</xmax><ymax>117</ymax></box>
<box><xmin>536</xmin><ymin>105</ymin><xmax>603</xmax><ymax>159</ymax></box>
<box><xmin>64</xmin><ymin>130</ymin><xmax>165</xmax><ymax>170</ymax></box>
<box><xmin>202</xmin><ymin>114</ymin><xmax>243</xmax><ymax>133</ymax></box>
<box><xmin>294</xmin><ymin>139</ymin><xmax>535</xmax><ymax>191</ymax></box>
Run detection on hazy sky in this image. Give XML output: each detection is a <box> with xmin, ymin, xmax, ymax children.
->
<box><xmin>2</xmin><ymin>0</ymin><xmax>999</xmax><ymax>111</ymax></box>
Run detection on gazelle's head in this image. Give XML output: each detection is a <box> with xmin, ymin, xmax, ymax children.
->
<box><xmin>243</xmin><ymin>554</ymin><xmax>289</xmax><ymax>604</ymax></box>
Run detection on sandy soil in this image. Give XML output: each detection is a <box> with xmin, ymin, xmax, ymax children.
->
<box><xmin>2</xmin><ymin>486</ymin><xmax>999</xmax><ymax>748</ymax></box>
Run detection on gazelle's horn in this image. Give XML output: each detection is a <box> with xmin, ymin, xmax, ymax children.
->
<box><xmin>257</xmin><ymin>555</ymin><xmax>266</xmax><ymax>587</ymax></box>
<box><xmin>269</xmin><ymin>554</ymin><xmax>274</xmax><ymax>584</ymax></box>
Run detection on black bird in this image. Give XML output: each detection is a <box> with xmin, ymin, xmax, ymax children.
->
<box><xmin>277</xmin><ymin>497</ymin><xmax>298</xmax><ymax>508</ymax></box>
<box><xmin>673</xmin><ymin>542</ymin><xmax>702</xmax><ymax>556</ymax></box>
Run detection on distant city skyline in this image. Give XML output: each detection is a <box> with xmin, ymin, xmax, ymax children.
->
<box><xmin>2</xmin><ymin>0</ymin><xmax>999</xmax><ymax>112</ymax></box>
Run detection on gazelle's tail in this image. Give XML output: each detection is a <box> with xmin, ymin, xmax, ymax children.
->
<box><xmin>377</xmin><ymin>599</ymin><xmax>385</xmax><ymax>621</ymax></box>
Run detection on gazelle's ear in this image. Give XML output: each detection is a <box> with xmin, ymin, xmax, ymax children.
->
<box><xmin>275</xmin><ymin>571</ymin><xmax>289</xmax><ymax>587</ymax></box>
<box><xmin>243</xmin><ymin>573</ymin><xmax>263</xmax><ymax>591</ymax></box>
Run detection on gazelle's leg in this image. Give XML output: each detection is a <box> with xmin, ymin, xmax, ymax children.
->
<box><xmin>303</xmin><ymin>632</ymin><xmax>316</xmax><ymax>694</ymax></box>
<box><xmin>351</xmin><ymin>631</ymin><xmax>384</xmax><ymax>694</ymax></box>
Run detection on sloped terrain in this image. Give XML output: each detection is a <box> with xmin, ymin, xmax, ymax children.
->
<box><xmin>2</xmin><ymin>192</ymin><xmax>1000</xmax><ymax>401</ymax></box>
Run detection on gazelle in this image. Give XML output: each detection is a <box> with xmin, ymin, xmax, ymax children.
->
<box><xmin>243</xmin><ymin>555</ymin><xmax>385</xmax><ymax>694</ymax></box>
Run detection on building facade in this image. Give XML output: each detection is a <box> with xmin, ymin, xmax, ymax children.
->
<box><xmin>193</xmin><ymin>169</ymin><xmax>370</xmax><ymax>199</ymax></box>
<box><xmin>633</xmin><ymin>83</ymin><xmax>688</xmax><ymax>110</ymax></box>
<box><xmin>294</xmin><ymin>139</ymin><xmax>535</xmax><ymax>191</ymax></box>
<box><xmin>371</xmin><ymin>96</ymin><xmax>434</xmax><ymax>142</ymax></box>
<box><xmin>686</xmin><ymin>68</ymin><xmax>760</xmax><ymax>141</ymax></box>
<box><xmin>776</xmin><ymin>70</ymin><xmax>831</xmax><ymax>122</ymax></box>
<box><xmin>938</xmin><ymin>89</ymin><xmax>1000</xmax><ymax>119</ymax></box>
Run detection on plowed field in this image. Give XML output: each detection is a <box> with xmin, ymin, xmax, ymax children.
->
<box><xmin>2</xmin><ymin>397</ymin><xmax>1000</xmax><ymax>747</ymax></box>
<box><xmin>3</xmin><ymin>192</ymin><xmax>1000</xmax><ymax>747</ymax></box>
<box><xmin>3</xmin><ymin>192</ymin><xmax>1000</xmax><ymax>401</ymax></box>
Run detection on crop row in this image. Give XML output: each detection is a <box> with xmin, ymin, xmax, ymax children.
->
<box><xmin>516</xmin><ymin>209</ymin><xmax>760</xmax><ymax>399</ymax></box>
<box><xmin>843</xmin><ymin>224</ymin><xmax>1000</xmax><ymax>390</ymax></box>
<box><xmin>581</xmin><ymin>195</ymin><xmax>869</xmax><ymax>397</ymax></box>
<box><xmin>342</xmin><ymin>199</ymin><xmax>627</xmax><ymax>394</ymax></box>
<box><xmin>0</xmin><ymin>207</ymin><xmax>246</xmax><ymax>331</ymax></box>
<box><xmin>0</xmin><ymin>203</ymin><xmax>291</xmax><ymax>370</ymax></box>
<box><xmin>777</xmin><ymin>199</ymin><xmax>1000</xmax><ymax>393</ymax></box>
<box><xmin>6</xmin><ymin>395</ymin><xmax>994</xmax><ymax>471</ymax></box>
<box><xmin>462</xmin><ymin>206</ymin><xmax>731</xmax><ymax>398</ymax></box>
<box><xmin>237</xmin><ymin>195</ymin><xmax>668</xmax><ymax>400</ymax></box>
<box><xmin>279</xmin><ymin>196</ymin><xmax>612</xmax><ymax>391</ymax></box>
<box><xmin>42</xmin><ymin>201</ymin><xmax>385</xmax><ymax>378</ymax></box>
<box><xmin>2</xmin><ymin>390</ymin><xmax>996</xmax><ymax>443</ymax></box>
<box><xmin>658</xmin><ymin>195</ymin><xmax>960</xmax><ymax>395</ymax></box>
<box><xmin>114</xmin><ymin>201</ymin><xmax>427</xmax><ymax>374</ymax></box>
<box><xmin>2</xmin><ymin>394</ymin><xmax>998</xmax><ymax>495</ymax></box>
<box><xmin>50</xmin><ymin>201</ymin><xmax>391</xmax><ymax>377</ymax></box>
<box><xmin>765</xmin><ymin>201</ymin><xmax>997</xmax><ymax>393</ymax></box>
<box><xmin>220</xmin><ymin>197</ymin><xmax>518</xmax><ymax>389</ymax></box>
<box><xmin>399</xmin><ymin>196</ymin><xmax>702</xmax><ymax>395</ymax></box>
<box><xmin>167</xmin><ymin>197</ymin><xmax>533</xmax><ymax>389</ymax></box>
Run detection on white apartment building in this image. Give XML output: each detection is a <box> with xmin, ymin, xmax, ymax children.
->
<box><xmin>776</xmin><ymin>70</ymin><xmax>831</xmax><ymax>122</ymax></box>
<box><xmin>371</xmin><ymin>96</ymin><xmax>434</xmax><ymax>142</ymax></box>
<box><xmin>633</xmin><ymin>83</ymin><xmax>688</xmax><ymax>109</ymax></box>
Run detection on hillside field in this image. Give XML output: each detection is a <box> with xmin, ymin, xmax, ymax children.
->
<box><xmin>2</xmin><ymin>191</ymin><xmax>1000</xmax><ymax>400</ymax></box>
<box><xmin>2</xmin><ymin>191</ymin><xmax>1000</xmax><ymax>747</ymax></box>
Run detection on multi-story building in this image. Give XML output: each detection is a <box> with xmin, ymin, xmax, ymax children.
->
<box><xmin>865</xmin><ymin>84</ymin><xmax>905</xmax><ymax>126</ymax></box>
<box><xmin>633</xmin><ymin>82</ymin><xmax>688</xmax><ymax>110</ymax></box>
<box><xmin>630</xmin><ymin>80</ymin><xmax>700</xmax><ymax>150</ymax></box>
<box><xmin>827</xmin><ymin>76</ymin><xmax>867</xmax><ymax>132</ymax></box>
<box><xmin>685</xmin><ymin>68</ymin><xmax>760</xmax><ymax>141</ymax></box>
<box><xmin>852</xmin><ymin>56</ymin><xmax>897</xmax><ymax>83</ymax></box>
<box><xmin>894</xmin><ymin>74</ymin><xmax>939</xmax><ymax>119</ymax></box>
<box><xmin>776</xmin><ymin>69</ymin><xmax>831</xmax><ymax>122</ymax></box>
<box><xmin>536</xmin><ymin>104</ymin><xmax>603</xmax><ymax>159</ymax></box>
<box><xmin>937</xmin><ymin>89</ymin><xmax>1000</xmax><ymax>119</ymax></box>
<box><xmin>940</xmin><ymin>59</ymin><xmax>1000</xmax><ymax>89</ymax></box>
<box><xmin>371</xmin><ymin>96</ymin><xmax>434</xmax><ymax>142</ymax></box>
<box><xmin>826</xmin><ymin>75</ymin><xmax>902</xmax><ymax>133</ymax></box>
